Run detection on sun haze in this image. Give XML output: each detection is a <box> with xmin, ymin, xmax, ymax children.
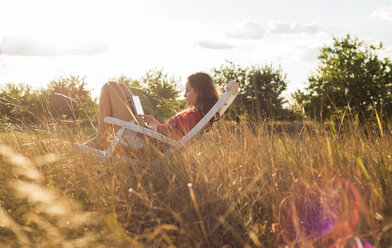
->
<box><xmin>0</xmin><ymin>0</ymin><xmax>391</xmax><ymax>98</ymax></box>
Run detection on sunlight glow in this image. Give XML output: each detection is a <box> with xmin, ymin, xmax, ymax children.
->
<box><xmin>0</xmin><ymin>0</ymin><xmax>391</xmax><ymax>98</ymax></box>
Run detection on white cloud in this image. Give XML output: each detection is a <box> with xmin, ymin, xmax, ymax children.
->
<box><xmin>225</xmin><ymin>21</ymin><xmax>266</xmax><ymax>40</ymax></box>
<box><xmin>370</xmin><ymin>6</ymin><xmax>392</xmax><ymax>21</ymax></box>
<box><xmin>268</xmin><ymin>22</ymin><xmax>322</xmax><ymax>35</ymax></box>
<box><xmin>197</xmin><ymin>40</ymin><xmax>234</xmax><ymax>50</ymax></box>
<box><xmin>225</xmin><ymin>21</ymin><xmax>324</xmax><ymax>40</ymax></box>
<box><xmin>0</xmin><ymin>36</ymin><xmax>107</xmax><ymax>56</ymax></box>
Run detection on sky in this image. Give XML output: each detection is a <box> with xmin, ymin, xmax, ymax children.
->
<box><xmin>0</xmin><ymin>0</ymin><xmax>392</xmax><ymax>100</ymax></box>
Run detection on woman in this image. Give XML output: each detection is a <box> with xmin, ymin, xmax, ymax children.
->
<box><xmin>86</xmin><ymin>72</ymin><xmax>219</xmax><ymax>149</ymax></box>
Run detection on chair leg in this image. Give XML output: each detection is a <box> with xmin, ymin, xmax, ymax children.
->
<box><xmin>104</xmin><ymin>128</ymin><xmax>126</xmax><ymax>157</ymax></box>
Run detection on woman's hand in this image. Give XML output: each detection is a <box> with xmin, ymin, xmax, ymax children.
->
<box><xmin>135</xmin><ymin>115</ymin><xmax>146</xmax><ymax>127</ymax></box>
<box><xmin>140</xmin><ymin>115</ymin><xmax>161</xmax><ymax>126</ymax></box>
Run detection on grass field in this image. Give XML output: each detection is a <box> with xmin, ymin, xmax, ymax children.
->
<box><xmin>0</xmin><ymin>120</ymin><xmax>391</xmax><ymax>247</ymax></box>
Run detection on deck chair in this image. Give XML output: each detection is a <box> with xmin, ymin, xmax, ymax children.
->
<box><xmin>73</xmin><ymin>80</ymin><xmax>239</xmax><ymax>163</ymax></box>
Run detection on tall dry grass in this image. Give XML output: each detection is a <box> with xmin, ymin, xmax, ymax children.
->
<box><xmin>0</xmin><ymin>119</ymin><xmax>391</xmax><ymax>247</ymax></box>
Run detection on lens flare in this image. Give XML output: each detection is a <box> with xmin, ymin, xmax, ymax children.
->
<box><xmin>278</xmin><ymin>177</ymin><xmax>361</xmax><ymax>247</ymax></box>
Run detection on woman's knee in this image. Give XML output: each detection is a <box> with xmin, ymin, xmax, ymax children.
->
<box><xmin>101</xmin><ymin>81</ymin><xmax>132</xmax><ymax>101</ymax></box>
<box><xmin>101</xmin><ymin>81</ymin><xmax>126</xmax><ymax>98</ymax></box>
<box><xmin>101</xmin><ymin>81</ymin><xmax>118</xmax><ymax>92</ymax></box>
<box><xmin>118</xmin><ymin>82</ymin><xmax>133</xmax><ymax>96</ymax></box>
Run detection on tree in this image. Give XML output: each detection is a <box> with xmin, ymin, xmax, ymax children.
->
<box><xmin>0</xmin><ymin>83</ymin><xmax>42</xmax><ymax>124</ymax></box>
<box><xmin>247</xmin><ymin>65</ymin><xmax>287</xmax><ymax>120</ymax></box>
<box><xmin>41</xmin><ymin>75</ymin><xmax>96</xmax><ymax>120</ymax></box>
<box><xmin>212</xmin><ymin>61</ymin><xmax>288</xmax><ymax>121</ymax></box>
<box><xmin>294</xmin><ymin>35</ymin><xmax>392</xmax><ymax>121</ymax></box>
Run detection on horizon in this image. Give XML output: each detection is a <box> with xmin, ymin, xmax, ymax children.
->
<box><xmin>1</xmin><ymin>0</ymin><xmax>391</xmax><ymax>100</ymax></box>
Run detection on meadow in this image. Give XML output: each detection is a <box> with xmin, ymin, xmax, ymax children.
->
<box><xmin>0</xmin><ymin>119</ymin><xmax>391</xmax><ymax>247</ymax></box>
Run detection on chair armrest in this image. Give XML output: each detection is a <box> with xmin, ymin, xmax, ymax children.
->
<box><xmin>104</xmin><ymin>117</ymin><xmax>180</xmax><ymax>147</ymax></box>
<box><xmin>226</xmin><ymin>80</ymin><xmax>239</xmax><ymax>91</ymax></box>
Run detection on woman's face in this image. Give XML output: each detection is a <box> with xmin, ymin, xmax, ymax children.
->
<box><xmin>184</xmin><ymin>82</ymin><xmax>197</xmax><ymax>107</ymax></box>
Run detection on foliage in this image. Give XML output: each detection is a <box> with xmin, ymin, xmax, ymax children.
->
<box><xmin>0</xmin><ymin>83</ymin><xmax>42</xmax><ymax>124</ymax></box>
<box><xmin>212</xmin><ymin>61</ymin><xmax>289</xmax><ymax>122</ymax></box>
<box><xmin>0</xmin><ymin>76</ymin><xmax>97</xmax><ymax>126</ymax></box>
<box><xmin>294</xmin><ymin>35</ymin><xmax>392</xmax><ymax>121</ymax></box>
<box><xmin>41</xmin><ymin>75</ymin><xmax>97</xmax><ymax>120</ymax></box>
<box><xmin>247</xmin><ymin>65</ymin><xmax>288</xmax><ymax>119</ymax></box>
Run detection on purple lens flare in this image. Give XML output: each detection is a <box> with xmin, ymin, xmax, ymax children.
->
<box><xmin>279</xmin><ymin>178</ymin><xmax>361</xmax><ymax>247</ymax></box>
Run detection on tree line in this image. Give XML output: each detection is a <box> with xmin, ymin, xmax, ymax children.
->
<box><xmin>0</xmin><ymin>34</ymin><xmax>391</xmax><ymax>127</ymax></box>
<box><xmin>294</xmin><ymin>34</ymin><xmax>392</xmax><ymax>123</ymax></box>
<box><xmin>0</xmin><ymin>75</ymin><xmax>96</xmax><ymax>127</ymax></box>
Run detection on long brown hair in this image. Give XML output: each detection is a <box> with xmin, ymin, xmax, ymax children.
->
<box><xmin>187</xmin><ymin>72</ymin><xmax>220</xmax><ymax>121</ymax></box>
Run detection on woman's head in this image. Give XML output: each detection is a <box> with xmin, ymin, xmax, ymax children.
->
<box><xmin>185</xmin><ymin>72</ymin><xmax>219</xmax><ymax>116</ymax></box>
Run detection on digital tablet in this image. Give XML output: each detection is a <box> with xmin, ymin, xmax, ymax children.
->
<box><xmin>131</xmin><ymin>95</ymin><xmax>144</xmax><ymax>115</ymax></box>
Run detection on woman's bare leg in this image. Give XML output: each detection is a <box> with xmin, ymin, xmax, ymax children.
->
<box><xmin>86</xmin><ymin>81</ymin><xmax>136</xmax><ymax>147</ymax></box>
